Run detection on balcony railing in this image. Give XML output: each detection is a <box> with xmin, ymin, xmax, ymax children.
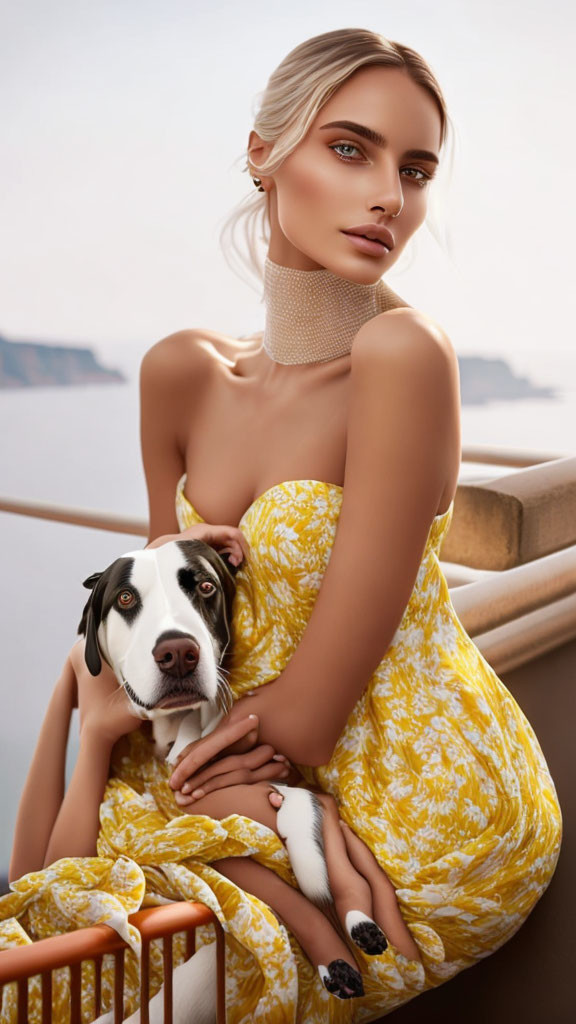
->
<box><xmin>0</xmin><ymin>902</ymin><xmax>226</xmax><ymax>1023</ymax></box>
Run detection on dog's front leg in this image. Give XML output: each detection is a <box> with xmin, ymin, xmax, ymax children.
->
<box><xmin>269</xmin><ymin>784</ymin><xmax>332</xmax><ymax>907</ymax></box>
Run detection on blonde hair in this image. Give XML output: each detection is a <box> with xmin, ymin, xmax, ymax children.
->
<box><xmin>218</xmin><ymin>28</ymin><xmax>457</xmax><ymax>292</ymax></box>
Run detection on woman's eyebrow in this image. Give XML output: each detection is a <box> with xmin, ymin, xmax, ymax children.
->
<box><xmin>319</xmin><ymin>120</ymin><xmax>439</xmax><ymax>165</ymax></box>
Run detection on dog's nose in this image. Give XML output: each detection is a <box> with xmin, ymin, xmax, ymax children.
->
<box><xmin>153</xmin><ymin>636</ymin><xmax>200</xmax><ymax>677</ymax></box>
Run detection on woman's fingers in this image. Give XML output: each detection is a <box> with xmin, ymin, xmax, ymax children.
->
<box><xmin>205</xmin><ymin>526</ymin><xmax>251</xmax><ymax>567</ymax></box>
<box><xmin>169</xmin><ymin>715</ymin><xmax>260</xmax><ymax>791</ymax></box>
<box><xmin>229</xmin><ymin>528</ymin><xmax>251</xmax><ymax>564</ymax></box>
<box><xmin>178</xmin><ymin>524</ymin><xmax>251</xmax><ymax>566</ymax></box>
<box><xmin>174</xmin><ymin>759</ymin><xmax>291</xmax><ymax>806</ymax></box>
<box><xmin>180</xmin><ymin>744</ymin><xmax>282</xmax><ymax>794</ymax></box>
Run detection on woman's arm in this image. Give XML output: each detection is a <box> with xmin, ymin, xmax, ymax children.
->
<box><xmin>253</xmin><ymin>312</ymin><xmax>459</xmax><ymax>764</ymax></box>
<box><xmin>42</xmin><ymin>723</ymin><xmax>116</xmax><ymax>865</ymax></box>
<box><xmin>42</xmin><ymin>641</ymin><xmax>143</xmax><ymax>865</ymax></box>
<box><xmin>261</xmin><ymin>312</ymin><xmax>460</xmax><ymax>763</ymax></box>
<box><xmin>172</xmin><ymin>311</ymin><xmax>460</xmax><ymax>774</ymax></box>
<box><xmin>9</xmin><ymin>657</ymin><xmax>76</xmax><ymax>881</ymax></box>
<box><xmin>10</xmin><ymin>643</ymin><xmax>143</xmax><ymax>879</ymax></box>
<box><xmin>140</xmin><ymin>330</ymin><xmax>207</xmax><ymax>542</ymax></box>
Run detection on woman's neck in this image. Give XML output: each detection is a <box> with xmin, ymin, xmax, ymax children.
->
<box><xmin>262</xmin><ymin>255</ymin><xmax>408</xmax><ymax>366</ymax></box>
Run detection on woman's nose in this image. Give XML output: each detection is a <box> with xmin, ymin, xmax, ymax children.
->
<box><xmin>369</xmin><ymin>165</ymin><xmax>404</xmax><ymax>219</ymax></box>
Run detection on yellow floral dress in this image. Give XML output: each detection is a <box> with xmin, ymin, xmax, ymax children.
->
<box><xmin>0</xmin><ymin>476</ymin><xmax>562</xmax><ymax>1023</ymax></box>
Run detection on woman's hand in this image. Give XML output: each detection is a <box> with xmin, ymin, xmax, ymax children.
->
<box><xmin>169</xmin><ymin>713</ymin><xmax>292</xmax><ymax>806</ymax></box>
<box><xmin>69</xmin><ymin>638</ymin><xmax>143</xmax><ymax>746</ymax></box>
<box><xmin>146</xmin><ymin>522</ymin><xmax>251</xmax><ymax>568</ymax></box>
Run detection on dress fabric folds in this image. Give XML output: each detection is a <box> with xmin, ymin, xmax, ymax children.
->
<box><xmin>0</xmin><ymin>475</ymin><xmax>562</xmax><ymax>1023</ymax></box>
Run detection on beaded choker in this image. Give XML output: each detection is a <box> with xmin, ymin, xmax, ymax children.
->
<box><xmin>262</xmin><ymin>255</ymin><xmax>407</xmax><ymax>365</ymax></box>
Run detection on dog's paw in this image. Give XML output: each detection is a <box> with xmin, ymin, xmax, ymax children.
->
<box><xmin>318</xmin><ymin>959</ymin><xmax>364</xmax><ymax>999</ymax></box>
<box><xmin>345</xmin><ymin>910</ymin><xmax>388</xmax><ymax>955</ymax></box>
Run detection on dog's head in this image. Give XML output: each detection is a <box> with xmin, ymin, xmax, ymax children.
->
<box><xmin>77</xmin><ymin>540</ymin><xmax>238</xmax><ymax>718</ymax></box>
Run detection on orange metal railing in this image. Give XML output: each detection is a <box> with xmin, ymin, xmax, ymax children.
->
<box><xmin>0</xmin><ymin>902</ymin><xmax>226</xmax><ymax>1023</ymax></box>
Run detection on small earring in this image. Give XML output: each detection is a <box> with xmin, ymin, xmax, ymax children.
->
<box><xmin>252</xmin><ymin>176</ymin><xmax>265</xmax><ymax>193</ymax></box>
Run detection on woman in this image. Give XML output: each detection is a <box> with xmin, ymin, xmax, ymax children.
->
<box><xmin>3</xmin><ymin>28</ymin><xmax>562</xmax><ymax>1023</ymax></box>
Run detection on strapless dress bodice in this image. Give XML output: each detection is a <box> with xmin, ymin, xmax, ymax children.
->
<box><xmin>175</xmin><ymin>472</ymin><xmax>455</xmax><ymax>699</ymax></box>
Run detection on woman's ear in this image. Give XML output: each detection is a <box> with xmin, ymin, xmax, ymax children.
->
<box><xmin>247</xmin><ymin>129</ymin><xmax>273</xmax><ymax>188</ymax></box>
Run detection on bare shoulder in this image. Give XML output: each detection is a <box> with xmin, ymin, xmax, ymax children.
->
<box><xmin>139</xmin><ymin>328</ymin><xmax>213</xmax><ymax>388</ymax></box>
<box><xmin>140</xmin><ymin>326</ymin><xmax>261</xmax><ymax>384</ymax></box>
<box><xmin>353</xmin><ymin>306</ymin><xmax>457</xmax><ymax>368</ymax></box>
<box><xmin>349</xmin><ymin>306</ymin><xmax>461</xmax><ymax>462</ymax></box>
<box><xmin>352</xmin><ymin>307</ymin><xmax>459</xmax><ymax>404</ymax></box>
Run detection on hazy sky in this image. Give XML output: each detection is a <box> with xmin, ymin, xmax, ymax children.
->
<box><xmin>1</xmin><ymin>0</ymin><xmax>574</xmax><ymax>384</ymax></box>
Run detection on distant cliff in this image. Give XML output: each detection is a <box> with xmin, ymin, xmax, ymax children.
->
<box><xmin>0</xmin><ymin>334</ymin><xmax>125</xmax><ymax>388</ymax></box>
<box><xmin>458</xmin><ymin>355</ymin><xmax>557</xmax><ymax>405</ymax></box>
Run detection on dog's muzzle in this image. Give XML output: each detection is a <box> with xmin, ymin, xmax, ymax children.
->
<box><xmin>151</xmin><ymin>630</ymin><xmax>208</xmax><ymax>709</ymax></box>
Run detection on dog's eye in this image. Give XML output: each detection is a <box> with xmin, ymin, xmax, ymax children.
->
<box><xmin>117</xmin><ymin>590</ymin><xmax>135</xmax><ymax>607</ymax></box>
<box><xmin>199</xmin><ymin>581</ymin><xmax>216</xmax><ymax>597</ymax></box>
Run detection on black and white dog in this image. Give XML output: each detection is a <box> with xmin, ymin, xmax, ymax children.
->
<box><xmin>78</xmin><ymin>539</ymin><xmax>333</xmax><ymax>906</ymax></box>
<box><xmin>80</xmin><ymin>539</ymin><xmax>384</xmax><ymax>1020</ymax></box>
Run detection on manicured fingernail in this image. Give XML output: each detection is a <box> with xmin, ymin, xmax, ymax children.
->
<box><xmin>272</xmin><ymin>754</ymin><xmax>287</xmax><ymax>761</ymax></box>
<box><xmin>182</xmin><ymin>784</ymin><xmax>191</xmax><ymax>794</ymax></box>
<box><xmin>191</xmin><ymin>789</ymin><xmax>204</xmax><ymax>799</ymax></box>
<box><xmin>248</xmin><ymin>714</ymin><xmax>257</xmax><ymax>720</ymax></box>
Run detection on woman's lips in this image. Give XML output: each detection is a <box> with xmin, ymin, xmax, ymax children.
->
<box><xmin>341</xmin><ymin>232</ymin><xmax>391</xmax><ymax>257</ymax></box>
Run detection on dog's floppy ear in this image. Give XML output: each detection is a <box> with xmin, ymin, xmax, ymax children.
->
<box><xmin>77</xmin><ymin>571</ymin><xmax>103</xmax><ymax>635</ymax></box>
<box><xmin>78</xmin><ymin>572</ymin><xmax>106</xmax><ymax>676</ymax></box>
<box><xmin>82</xmin><ymin>571</ymin><xmax>103</xmax><ymax>591</ymax></box>
<box><xmin>83</xmin><ymin>607</ymin><xmax>103</xmax><ymax>676</ymax></box>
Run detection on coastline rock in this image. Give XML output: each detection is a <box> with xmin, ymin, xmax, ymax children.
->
<box><xmin>457</xmin><ymin>355</ymin><xmax>557</xmax><ymax>405</ymax></box>
<box><xmin>0</xmin><ymin>334</ymin><xmax>125</xmax><ymax>388</ymax></box>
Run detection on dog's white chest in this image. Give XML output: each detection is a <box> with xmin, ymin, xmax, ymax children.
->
<box><xmin>153</xmin><ymin>704</ymin><xmax>225</xmax><ymax>765</ymax></box>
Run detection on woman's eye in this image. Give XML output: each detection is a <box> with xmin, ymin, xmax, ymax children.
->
<box><xmin>402</xmin><ymin>166</ymin><xmax>433</xmax><ymax>186</ymax></box>
<box><xmin>199</xmin><ymin>580</ymin><xmax>216</xmax><ymax>597</ymax></box>
<box><xmin>330</xmin><ymin>142</ymin><xmax>363</xmax><ymax>161</ymax></box>
<box><xmin>117</xmin><ymin>590</ymin><xmax>135</xmax><ymax>607</ymax></box>
<box><xmin>331</xmin><ymin>144</ymin><xmax>434</xmax><ymax>187</ymax></box>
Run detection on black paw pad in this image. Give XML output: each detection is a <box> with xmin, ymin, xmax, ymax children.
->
<box><xmin>320</xmin><ymin>959</ymin><xmax>364</xmax><ymax>999</ymax></box>
<box><xmin>350</xmin><ymin>919</ymin><xmax>388</xmax><ymax>955</ymax></box>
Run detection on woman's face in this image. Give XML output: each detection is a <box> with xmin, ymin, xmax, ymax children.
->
<box><xmin>250</xmin><ymin>65</ymin><xmax>443</xmax><ymax>282</ymax></box>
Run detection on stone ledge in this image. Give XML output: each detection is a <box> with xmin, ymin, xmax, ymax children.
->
<box><xmin>440</xmin><ymin>456</ymin><xmax>576</xmax><ymax>569</ymax></box>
